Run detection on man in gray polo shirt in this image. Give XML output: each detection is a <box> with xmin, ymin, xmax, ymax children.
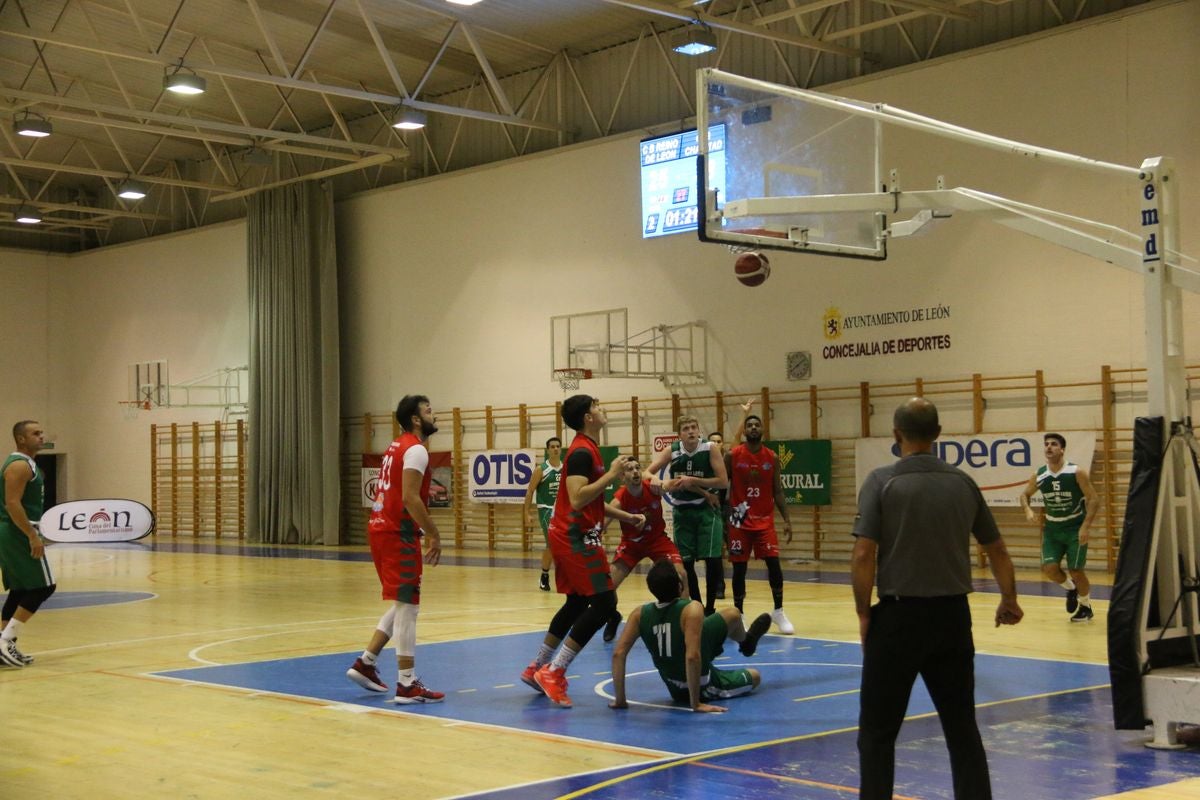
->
<box><xmin>851</xmin><ymin>397</ymin><xmax>1023</xmax><ymax>800</ymax></box>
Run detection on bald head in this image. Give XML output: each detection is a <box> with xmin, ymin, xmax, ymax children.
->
<box><xmin>893</xmin><ymin>398</ymin><xmax>940</xmax><ymax>444</ymax></box>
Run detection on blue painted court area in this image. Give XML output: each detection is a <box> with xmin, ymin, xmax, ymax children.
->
<box><xmin>148</xmin><ymin>630</ymin><xmax>1181</xmax><ymax>800</ymax></box>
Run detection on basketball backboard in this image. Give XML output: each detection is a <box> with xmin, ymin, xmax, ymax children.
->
<box><xmin>697</xmin><ymin>69</ymin><xmax>886</xmax><ymax>260</ymax></box>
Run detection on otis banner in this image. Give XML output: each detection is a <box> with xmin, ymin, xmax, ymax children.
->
<box><xmin>765</xmin><ymin>440</ymin><xmax>832</xmax><ymax>506</ymax></box>
<box><xmin>854</xmin><ymin>432</ymin><xmax>1096</xmax><ymax>507</ymax></box>
<box><xmin>39</xmin><ymin>499</ymin><xmax>155</xmax><ymax>542</ymax></box>
<box><xmin>470</xmin><ymin>449</ymin><xmax>538</xmax><ymax>503</ymax></box>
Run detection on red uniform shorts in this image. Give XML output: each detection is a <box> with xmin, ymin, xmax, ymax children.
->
<box><xmin>551</xmin><ymin>536</ymin><xmax>613</xmax><ymax>596</ymax></box>
<box><xmin>613</xmin><ymin>534</ymin><xmax>682</xmax><ymax>571</ymax></box>
<box><xmin>728</xmin><ymin>525</ymin><xmax>779</xmax><ymax>562</ymax></box>
<box><xmin>369</xmin><ymin>523</ymin><xmax>423</xmax><ymax>604</ymax></box>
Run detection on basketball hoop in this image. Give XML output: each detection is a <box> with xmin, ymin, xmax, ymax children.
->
<box><xmin>553</xmin><ymin>368</ymin><xmax>592</xmax><ymax>392</ymax></box>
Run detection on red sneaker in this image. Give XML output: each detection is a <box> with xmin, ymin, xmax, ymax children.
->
<box><xmin>345</xmin><ymin>658</ymin><xmax>388</xmax><ymax>693</ymax></box>
<box><xmin>533</xmin><ymin>665</ymin><xmax>572</xmax><ymax>708</ymax></box>
<box><xmin>392</xmin><ymin>678</ymin><xmax>445</xmax><ymax>704</ymax></box>
<box><xmin>521</xmin><ymin>662</ymin><xmax>545</xmax><ymax>694</ymax></box>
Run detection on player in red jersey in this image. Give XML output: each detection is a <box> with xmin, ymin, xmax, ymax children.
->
<box><xmin>521</xmin><ymin>394</ymin><xmax>638</xmax><ymax>708</ymax></box>
<box><xmin>601</xmin><ymin>458</ymin><xmax>686</xmax><ymax>642</ymax></box>
<box><xmin>345</xmin><ymin>395</ymin><xmax>445</xmax><ymax>703</ymax></box>
<box><xmin>726</xmin><ymin>410</ymin><xmax>795</xmax><ymax>634</ymax></box>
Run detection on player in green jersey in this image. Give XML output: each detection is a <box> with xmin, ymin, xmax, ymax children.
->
<box><xmin>0</xmin><ymin>420</ymin><xmax>54</xmax><ymax>668</ymax></box>
<box><xmin>644</xmin><ymin>415</ymin><xmax>728</xmax><ymax>615</ymax></box>
<box><xmin>522</xmin><ymin>437</ymin><xmax>562</xmax><ymax>591</ymax></box>
<box><xmin>1020</xmin><ymin>433</ymin><xmax>1099</xmax><ymax>622</ymax></box>
<box><xmin>609</xmin><ymin>559</ymin><xmax>771</xmax><ymax>713</ymax></box>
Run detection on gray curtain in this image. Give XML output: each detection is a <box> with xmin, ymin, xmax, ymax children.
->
<box><xmin>246</xmin><ymin>181</ymin><xmax>341</xmax><ymax>544</ymax></box>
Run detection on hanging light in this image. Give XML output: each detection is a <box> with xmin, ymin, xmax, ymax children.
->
<box><xmin>672</xmin><ymin>25</ymin><xmax>718</xmax><ymax>56</ymax></box>
<box><xmin>14</xmin><ymin>112</ymin><xmax>53</xmax><ymax>138</ymax></box>
<box><xmin>164</xmin><ymin>62</ymin><xmax>207</xmax><ymax>95</ymax></box>
<box><xmin>446</xmin><ymin>1</ymin><xmax>484</xmax><ymax>6</ymax></box>
<box><xmin>116</xmin><ymin>178</ymin><xmax>149</xmax><ymax>200</ymax></box>
<box><xmin>14</xmin><ymin>205</ymin><xmax>42</xmax><ymax>224</ymax></box>
<box><xmin>391</xmin><ymin>106</ymin><xmax>427</xmax><ymax>131</ymax></box>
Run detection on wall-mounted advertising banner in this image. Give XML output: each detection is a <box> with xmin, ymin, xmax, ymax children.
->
<box><xmin>765</xmin><ymin>440</ymin><xmax>832</xmax><ymax>506</ymax></box>
<box><xmin>39</xmin><ymin>499</ymin><xmax>155</xmax><ymax>542</ymax></box>
<box><xmin>362</xmin><ymin>451</ymin><xmax>453</xmax><ymax>508</ymax></box>
<box><xmin>470</xmin><ymin>449</ymin><xmax>539</xmax><ymax>503</ymax></box>
<box><xmin>853</xmin><ymin>432</ymin><xmax>1096</xmax><ymax>507</ymax></box>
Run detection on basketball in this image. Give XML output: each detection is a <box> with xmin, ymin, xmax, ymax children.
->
<box><xmin>734</xmin><ymin>251</ymin><xmax>771</xmax><ymax>287</ymax></box>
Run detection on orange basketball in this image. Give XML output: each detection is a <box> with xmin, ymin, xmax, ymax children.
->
<box><xmin>734</xmin><ymin>251</ymin><xmax>771</xmax><ymax>287</ymax></box>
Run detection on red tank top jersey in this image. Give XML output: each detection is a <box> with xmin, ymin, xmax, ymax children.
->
<box><xmin>549</xmin><ymin>433</ymin><xmax>606</xmax><ymax>543</ymax></box>
<box><xmin>369</xmin><ymin>432</ymin><xmax>431</xmax><ymax>533</ymax></box>
<box><xmin>614</xmin><ymin>480</ymin><xmax>667</xmax><ymax>541</ymax></box>
<box><xmin>728</xmin><ymin>443</ymin><xmax>777</xmax><ymax>531</ymax></box>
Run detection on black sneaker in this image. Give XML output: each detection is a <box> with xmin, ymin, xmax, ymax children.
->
<box><xmin>739</xmin><ymin>613</ymin><xmax>772</xmax><ymax>657</ymax></box>
<box><xmin>1070</xmin><ymin>604</ymin><xmax>1094</xmax><ymax>623</ymax></box>
<box><xmin>603</xmin><ymin>610</ymin><xmax>622</xmax><ymax>643</ymax></box>
<box><xmin>1066</xmin><ymin>587</ymin><xmax>1079</xmax><ymax>614</ymax></box>
<box><xmin>539</xmin><ymin>571</ymin><xmax>551</xmax><ymax>592</ymax></box>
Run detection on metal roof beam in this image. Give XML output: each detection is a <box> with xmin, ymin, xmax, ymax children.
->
<box><xmin>597</xmin><ymin>0</ymin><xmax>867</xmax><ymax>59</ymax></box>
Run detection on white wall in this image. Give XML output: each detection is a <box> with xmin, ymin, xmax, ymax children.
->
<box><xmin>337</xmin><ymin>1</ymin><xmax>1198</xmax><ymax>434</ymax></box>
<box><xmin>47</xmin><ymin>221</ymin><xmax>248</xmax><ymax>501</ymax></box>
<box><xmin>0</xmin><ymin>248</ymin><xmax>53</xmax><ymax>442</ymax></box>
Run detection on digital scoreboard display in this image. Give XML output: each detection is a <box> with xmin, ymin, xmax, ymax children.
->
<box><xmin>639</xmin><ymin>124</ymin><xmax>726</xmax><ymax>239</ymax></box>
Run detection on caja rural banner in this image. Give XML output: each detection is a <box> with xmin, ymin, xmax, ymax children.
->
<box><xmin>853</xmin><ymin>432</ymin><xmax>1096</xmax><ymax>507</ymax></box>
<box><xmin>765</xmin><ymin>440</ymin><xmax>832</xmax><ymax>506</ymax></box>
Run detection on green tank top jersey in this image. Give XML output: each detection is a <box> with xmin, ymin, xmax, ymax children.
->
<box><xmin>637</xmin><ymin>598</ymin><xmax>696</xmax><ymax>688</ymax></box>
<box><xmin>667</xmin><ymin>441</ymin><xmax>716</xmax><ymax>506</ymax></box>
<box><xmin>1036</xmin><ymin>462</ymin><xmax>1086</xmax><ymax>533</ymax></box>
<box><xmin>0</xmin><ymin>453</ymin><xmax>44</xmax><ymax>526</ymax></box>
<box><xmin>534</xmin><ymin>461</ymin><xmax>561</xmax><ymax>509</ymax></box>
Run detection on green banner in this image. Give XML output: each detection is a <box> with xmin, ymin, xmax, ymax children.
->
<box><xmin>599</xmin><ymin>445</ymin><xmax>620</xmax><ymax>502</ymax></box>
<box><xmin>765</xmin><ymin>439</ymin><xmax>832</xmax><ymax>506</ymax></box>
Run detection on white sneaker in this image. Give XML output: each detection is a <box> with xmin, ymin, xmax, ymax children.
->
<box><xmin>0</xmin><ymin>639</ymin><xmax>25</xmax><ymax>668</ymax></box>
<box><xmin>771</xmin><ymin>608</ymin><xmax>794</xmax><ymax>635</ymax></box>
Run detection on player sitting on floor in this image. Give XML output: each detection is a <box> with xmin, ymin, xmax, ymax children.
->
<box><xmin>609</xmin><ymin>559</ymin><xmax>771</xmax><ymax>713</ymax></box>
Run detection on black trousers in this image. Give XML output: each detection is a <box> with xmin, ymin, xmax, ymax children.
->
<box><xmin>857</xmin><ymin>594</ymin><xmax>991</xmax><ymax>800</ymax></box>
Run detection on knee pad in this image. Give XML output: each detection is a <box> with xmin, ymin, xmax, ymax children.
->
<box><xmin>16</xmin><ymin>584</ymin><xmax>56</xmax><ymax>614</ymax></box>
<box><xmin>392</xmin><ymin>601</ymin><xmax>419</xmax><ymax>658</ymax></box>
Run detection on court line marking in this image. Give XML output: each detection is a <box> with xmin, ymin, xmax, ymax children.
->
<box><xmin>591</xmin><ymin>661</ymin><xmax>864</xmax><ymax>710</ymax></box>
<box><xmin>698</xmin><ymin>761</ymin><xmax>915</xmax><ymax>799</ymax></box>
<box><xmin>549</xmin><ymin>682</ymin><xmax>1115</xmax><ymax>799</ymax></box>
<box><xmin>133</xmin><ymin>669</ymin><xmax>681</xmax><ymax>758</ymax></box>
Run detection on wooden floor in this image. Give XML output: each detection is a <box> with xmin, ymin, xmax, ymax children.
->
<box><xmin>0</xmin><ymin>540</ymin><xmax>1194</xmax><ymax>799</ymax></box>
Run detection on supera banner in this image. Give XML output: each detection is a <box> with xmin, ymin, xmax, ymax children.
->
<box><xmin>854</xmin><ymin>432</ymin><xmax>1096</xmax><ymax>507</ymax></box>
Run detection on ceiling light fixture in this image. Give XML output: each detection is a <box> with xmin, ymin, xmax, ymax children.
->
<box><xmin>116</xmin><ymin>178</ymin><xmax>149</xmax><ymax>200</ymax></box>
<box><xmin>164</xmin><ymin>62</ymin><xmax>207</xmax><ymax>95</ymax></box>
<box><xmin>14</xmin><ymin>112</ymin><xmax>53</xmax><ymax>138</ymax></box>
<box><xmin>672</xmin><ymin>24</ymin><xmax>718</xmax><ymax>56</ymax></box>
<box><xmin>14</xmin><ymin>205</ymin><xmax>43</xmax><ymax>224</ymax></box>
<box><xmin>391</xmin><ymin>106</ymin><xmax>427</xmax><ymax>131</ymax></box>
<box><xmin>446</xmin><ymin>1</ymin><xmax>484</xmax><ymax>6</ymax></box>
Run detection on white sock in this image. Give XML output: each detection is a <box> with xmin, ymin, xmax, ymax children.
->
<box><xmin>550</xmin><ymin>643</ymin><xmax>579</xmax><ymax>671</ymax></box>
<box><xmin>1079</xmin><ymin>595</ymin><xmax>1091</xmax><ymax>607</ymax></box>
<box><xmin>534</xmin><ymin>643</ymin><xmax>555</xmax><ymax>667</ymax></box>
<box><xmin>397</xmin><ymin>667</ymin><xmax>415</xmax><ymax>686</ymax></box>
<box><xmin>361</xmin><ymin>650</ymin><xmax>377</xmax><ymax>666</ymax></box>
<box><xmin>0</xmin><ymin>619</ymin><xmax>21</xmax><ymax>642</ymax></box>
<box><xmin>1061</xmin><ymin>576</ymin><xmax>1076</xmax><ymax>591</ymax></box>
